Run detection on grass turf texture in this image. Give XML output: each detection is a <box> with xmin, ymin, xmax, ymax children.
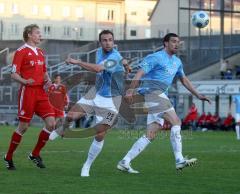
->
<box><xmin>0</xmin><ymin>126</ymin><xmax>240</xmax><ymax>194</ymax></box>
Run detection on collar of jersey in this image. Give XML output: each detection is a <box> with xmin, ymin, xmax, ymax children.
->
<box><xmin>24</xmin><ymin>43</ymin><xmax>38</xmax><ymax>56</ymax></box>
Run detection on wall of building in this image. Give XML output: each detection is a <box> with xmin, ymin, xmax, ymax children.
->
<box><xmin>150</xmin><ymin>0</ymin><xmax>178</xmax><ymax>38</ymax></box>
<box><xmin>0</xmin><ymin>0</ymin><xmax>157</xmax><ymax>41</ymax></box>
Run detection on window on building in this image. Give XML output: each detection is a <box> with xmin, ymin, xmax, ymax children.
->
<box><xmin>44</xmin><ymin>26</ymin><xmax>51</xmax><ymax>36</ymax></box>
<box><xmin>44</xmin><ymin>5</ymin><xmax>51</xmax><ymax>16</ymax></box>
<box><xmin>145</xmin><ymin>29</ymin><xmax>151</xmax><ymax>38</ymax></box>
<box><xmin>108</xmin><ymin>10</ymin><xmax>114</xmax><ymax>21</ymax></box>
<box><xmin>130</xmin><ymin>30</ymin><xmax>137</xmax><ymax>36</ymax></box>
<box><xmin>10</xmin><ymin>23</ymin><xmax>19</xmax><ymax>35</ymax></box>
<box><xmin>147</xmin><ymin>9</ymin><xmax>152</xmax><ymax>17</ymax></box>
<box><xmin>79</xmin><ymin>28</ymin><xmax>83</xmax><ymax>37</ymax></box>
<box><xmin>158</xmin><ymin>30</ymin><xmax>164</xmax><ymax>38</ymax></box>
<box><xmin>0</xmin><ymin>3</ymin><xmax>4</xmax><ymax>14</ymax></box>
<box><xmin>76</xmin><ymin>7</ymin><xmax>84</xmax><ymax>18</ymax></box>
<box><xmin>32</xmin><ymin>5</ymin><xmax>38</xmax><ymax>15</ymax></box>
<box><xmin>12</xmin><ymin>4</ymin><xmax>18</xmax><ymax>14</ymax></box>
<box><xmin>63</xmin><ymin>6</ymin><xmax>70</xmax><ymax>17</ymax></box>
<box><xmin>99</xmin><ymin>8</ymin><xmax>115</xmax><ymax>21</ymax></box>
<box><xmin>131</xmin><ymin>11</ymin><xmax>137</xmax><ymax>16</ymax></box>
<box><xmin>63</xmin><ymin>26</ymin><xmax>71</xmax><ymax>36</ymax></box>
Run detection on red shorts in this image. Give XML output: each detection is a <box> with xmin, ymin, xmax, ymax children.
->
<box><xmin>54</xmin><ymin>109</ymin><xmax>64</xmax><ymax>118</ymax></box>
<box><xmin>18</xmin><ymin>85</ymin><xmax>55</xmax><ymax>123</ymax></box>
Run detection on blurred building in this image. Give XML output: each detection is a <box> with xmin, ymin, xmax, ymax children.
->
<box><xmin>0</xmin><ymin>0</ymin><xmax>156</xmax><ymax>41</ymax></box>
<box><xmin>150</xmin><ymin>0</ymin><xmax>240</xmax><ymax>38</ymax></box>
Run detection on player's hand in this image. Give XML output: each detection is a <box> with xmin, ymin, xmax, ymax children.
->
<box><xmin>43</xmin><ymin>79</ymin><xmax>52</xmax><ymax>93</ymax></box>
<box><xmin>25</xmin><ymin>78</ymin><xmax>35</xmax><ymax>85</ymax></box>
<box><xmin>125</xmin><ymin>89</ymin><xmax>134</xmax><ymax>104</ymax></box>
<box><xmin>122</xmin><ymin>59</ymin><xmax>132</xmax><ymax>74</ymax></box>
<box><xmin>65</xmin><ymin>57</ymin><xmax>79</xmax><ymax>65</ymax></box>
<box><xmin>198</xmin><ymin>94</ymin><xmax>211</xmax><ymax>104</ymax></box>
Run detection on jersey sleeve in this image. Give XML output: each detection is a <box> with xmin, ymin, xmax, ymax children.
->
<box><xmin>139</xmin><ymin>55</ymin><xmax>158</xmax><ymax>74</ymax></box>
<box><xmin>176</xmin><ymin>60</ymin><xmax>185</xmax><ymax>78</ymax></box>
<box><xmin>11</xmin><ymin>50</ymin><xmax>24</xmax><ymax>74</ymax></box>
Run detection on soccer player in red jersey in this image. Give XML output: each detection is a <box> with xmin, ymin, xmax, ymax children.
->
<box><xmin>48</xmin><ymin>74</ymin><xmax>69</xmax><ymax>128</ymax></box>
<box><xmin>4</xmin><ymin>24</ymin><xmax>56</xmax><ymax>170</ymax></box>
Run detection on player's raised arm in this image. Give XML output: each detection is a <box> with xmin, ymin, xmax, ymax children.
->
<box><xmin>179</xmin><ymin>76</ymin><xmax>211</xmax><ymax>103</ymax></box>
<box><xmin>65</xmin><ymin>57</ymin><xmax>104</xmax><ymax>73</ymax></box>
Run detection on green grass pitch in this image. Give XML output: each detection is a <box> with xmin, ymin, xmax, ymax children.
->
<box><xmin>0</xmin><ymin>126</ymin><xmax>240</xmax><ymax>194</ymax></box>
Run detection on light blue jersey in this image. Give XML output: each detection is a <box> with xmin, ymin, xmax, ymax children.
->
<box><xmin>138</xmin><ymin>49</ymin><xmax>185</xmax><ymax>94</ymax></box>
<box><xmin>95</xmin><ymin>48</ymin><xmax>124</xmax><ymax>97</ymax></box>
<box><xmin>233</xmin><ymin>95</ymin><xmax>240</xmax><ymax>113</ymax></box>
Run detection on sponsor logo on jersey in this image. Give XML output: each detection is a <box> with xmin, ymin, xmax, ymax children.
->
<box><xmin>37</xmin><ymin>60</ymin><xmax>44</xmax><ymax>65</ymax></box>
<box><xmin>28</xmin><ymin>52</ymin><xmax>32</xmax><ymax>56</ymax></box>
<box><xmin>30</xmin><ymin>61</ymin><xmax>35</xmax><ymax>66</ymax></box>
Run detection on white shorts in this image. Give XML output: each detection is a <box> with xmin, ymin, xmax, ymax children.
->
<box><xmin>145</xmin><ymin>91</ymin><xmax>174</xmax><ymax>126</ymax></box>
<box><xmin>77</xmin><ymin>88</ymin><xmax>122</xmax><ymax>126</ymax></box>
<box><xmin>235</xmin><ymin>113</ymin><xmax>240</xmax><ymax>122</ymax></box>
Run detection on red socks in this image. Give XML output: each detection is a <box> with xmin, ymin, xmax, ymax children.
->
<box><xmin>32</xmin><ymin>129</ymin><xmax>50</xmax><ymax>157</ymax></box>
<box><xmin>6</xmin><ymin>132</ymin><xmax>22</xmax><ymax>160</ymax></box>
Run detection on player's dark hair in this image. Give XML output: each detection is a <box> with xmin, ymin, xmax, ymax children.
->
<box><xmin>23</xmin><ymin>24</ymin><xmax>39</xmax><ymax>42</ymax></box>
<box><xmin>163</xmin><ymin>33</ymin><xmax>179</xmax><ymax>47</ymax></box>
<box><xmin>99</xmin><ymin>30</ymin><xmax>114</xmax><ymax>42</ymax></box>
<box><xmin>54</xmin><ymin>74</ymin><xmax>61</xmax><ymax>79</ymax></box>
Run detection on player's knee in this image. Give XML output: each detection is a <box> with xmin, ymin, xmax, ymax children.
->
<box><xmin>146</xmin><ymin>130</ymin><xmax>157</xmax><ymax>141</ymax></box>
<box><xmin>66</xmin><ymin>112</ymin><xmax>77</xmax><ymax>121</ymax></box>
<box><xmin>172</xmin><ymin>118</ymin><xmax>181</xmax><ymax>126</ymax></box>
<box><xmin>46</xmin><ymin>120</ymin><xmax>56</xmax><ymax>131</ymax></box>
<box><xmin>16</xmin><ymin>122</ymin><xmax>29</xmax><ymax>134</ymax></box>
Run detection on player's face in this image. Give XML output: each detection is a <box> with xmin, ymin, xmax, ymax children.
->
<box><xmin>28</xmin><ymin>28</ymin><xmax>42</xmax><ymax>45</ymax></box>
<box><xmin>54</xmin><ymin>76</ymin><xmax>61</xmax><ymax>84</ymax></box>
<box><xmin>165</xmin><ymin>37</ymin><xmax>180</xmax><ymax>55</ymax></box>
<box><xmin>100</xmin><ymin>33</ymin><xmax>114</xmax><ymax>53</ymax></box>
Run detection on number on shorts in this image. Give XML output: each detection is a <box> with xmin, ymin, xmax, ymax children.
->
<box><xmin>106</xmin><ymin>112</ymin><xmax>114</xmax><ymax>122</ymax></box>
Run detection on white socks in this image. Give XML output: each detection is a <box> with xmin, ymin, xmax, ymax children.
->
<box><xmin>170</xmin><ymin>125</ymin><xmax>184</xmax><ymax>162</ymax></box>
<box><xmin>123</xmin><ymin>135</ymin><xmax>151</xmax><ymax>164</ymax></box>
<box><xmin>84</xmin><ymin>138</ymin><xmax>104</xmax><ymax>167</ymax></box>
<box><xmin>236</xmin><ymin>125</ymin><xmax>240</xmax><ymax>140</ymax></box>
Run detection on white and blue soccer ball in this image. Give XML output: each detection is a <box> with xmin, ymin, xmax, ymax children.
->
<box><xmin>191</xmin><ymin>11</ymin><xmax>209</xmax><ymax>28</ymax></box>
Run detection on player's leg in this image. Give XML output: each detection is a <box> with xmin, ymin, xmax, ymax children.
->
<box><xmin>117</xmin><ymin>116</ymin><xmax>163</xmax><ymax>174</ymax></box>
<box><xmin>28</xmin><ymin>116</ymin><xmax>55</xmax><ymax>168</ymax></box>
<box><xmin>4</xmin><ymin>121</ymin><xmax>29</xmax><ymax>170</ymax></box>
<box><xmin>4</xmin><ymin>86</ymin><xmax>34</xmax><ymax>170</ymax></box>
<box><xmin>81</xmin><ymin>124</ymin><xmax>110</xmax><ymax>177</ymax></box>
<box><xmin>49</xmin><ymin>103</ymin><xmax>87</xmax><ymax>140</ymax></box>
<box><xmin>235</xmin><ymin>114</ymin><xmax>240</xmax><ymax>140</ymax></box>
<box><xmin>29</xmin><ymin>89</ymin><xmax>56</xmax><ymax>168</ymax></box>
<box><xmin>163</xmin><ymin>108</ymin><xmax>197</xmax><ymax>170</ymax></box>
<box><xmin>81</xmin><ymin>95</ymin><xmax>121</xmax><ymax>177</ymax></box>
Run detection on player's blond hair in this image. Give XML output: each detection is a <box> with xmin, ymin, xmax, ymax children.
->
<box><xmin>23</xmin><ymin>24</ymin><xmax>39</xmax><ymax>42</ymax></box>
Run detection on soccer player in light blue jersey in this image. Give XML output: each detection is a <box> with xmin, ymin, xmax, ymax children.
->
<box><xmin>117</xmin><ymin>33</ymin><xmax>211</xmax><ymax>173</ymax></box>
<box><xmin>233</xmin><ymin>95</ymin><xmax>240</xmax><ymax>140</ymax></box>
<box><xmin>49</xmin><ymin>30</ymin><xmax>127</xmax><ymax>177</ymax></box>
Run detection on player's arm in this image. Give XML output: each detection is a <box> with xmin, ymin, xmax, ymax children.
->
<box><xmin>179</xmin><ymin>76</ymin><xmax>211</xmax><ymax>103</ymax></box>
<box><xmin>11</xmin><ymin>73</ymin><xmax>35</xmax><ymax>85</ymax></box>
<box><xmin>65</xmin><ymin>57</ymin><xmax>104</xmax><ymax>73</ymax></box>
<box><xmin>125</xmin><ymin>69</ymin><xmax>145</xmax><ymax>103</ymax></box>
<box><xmin>11</xmin><ymin>50</ymin><xmax>35</xmax><ymax>85</ymax></box>
<box><xmin>122</xmin><ymin>58</ymin><xmax>132</xmax><ymax>74</ymax></box>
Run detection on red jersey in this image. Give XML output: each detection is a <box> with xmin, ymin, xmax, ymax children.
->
<box><xmin>12</xmin><ymin>44</ymin><xmax>47</xmax><ymax>86</ymax></box>
<box><xmin>48</xmin><ymin>84</ymin><xmax>68</xmax><ymax>111</ymax></box>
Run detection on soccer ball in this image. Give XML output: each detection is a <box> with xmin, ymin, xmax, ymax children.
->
<box><xmin>191</xmin><ymin>11</ymin><xmax>209</xmax><ymax>28</ymax></box>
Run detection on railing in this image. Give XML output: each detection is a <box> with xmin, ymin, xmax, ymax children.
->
<box><xmin>0</xmin><ymin>105</ymin><xmax>18</xmax><ymax>113</ymax></box>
